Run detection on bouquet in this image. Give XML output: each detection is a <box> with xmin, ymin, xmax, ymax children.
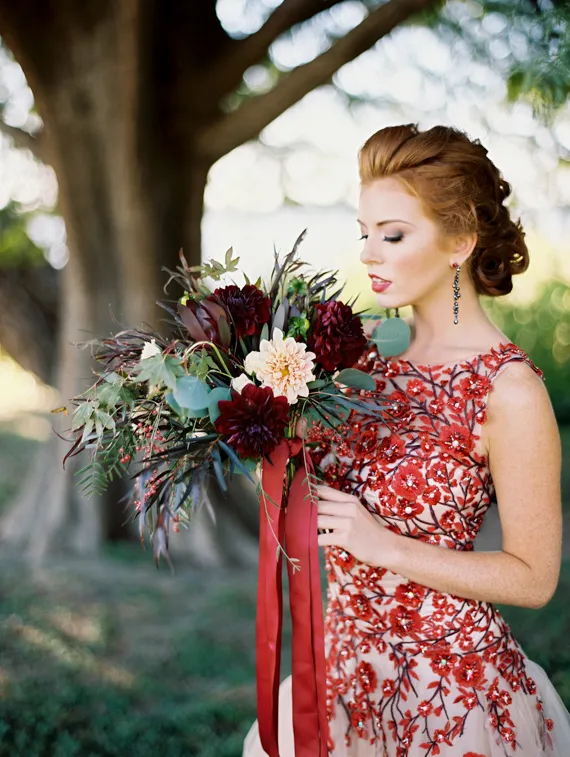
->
<box><xmin>59</xmin><ymin>230</ymin><xmax>410</xmax><ymax>757</ymax></box>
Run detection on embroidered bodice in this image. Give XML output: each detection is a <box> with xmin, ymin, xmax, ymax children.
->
<box><xmin>305</xmin><ymin>340</ymin><xmax>560</xmax><ymax>756</ymax></box>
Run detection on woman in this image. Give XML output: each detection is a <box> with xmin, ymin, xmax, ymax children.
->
<box><xmin>243</xmin><ymin>124</ymin><xmax>570</xmax><ymax>755</ymax></box>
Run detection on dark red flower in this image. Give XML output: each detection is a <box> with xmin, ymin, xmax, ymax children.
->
<box><xmin>453</xmin><ymin>653</ymin><xmax>486</xmax><ymax>687</ymax></box>
<box><xmin>214</xmin><ymin>383</ymin><xmax>289</xmax><ymax>459</ymax></box>
<box><xmin>212</xmin><ymin>284</ymin><xmax>271</xmax><ymax>338</ymax></box>
<box><xmin>308</xmin><ymin>301</ymin><xmax>367</xmax><ymax>372</ymax></box>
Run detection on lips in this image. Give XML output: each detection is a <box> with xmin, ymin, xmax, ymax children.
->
<box><xmin>368</xmin><ymin>274</ymin><xmax>392</xmax><ymax>283</ymax></box>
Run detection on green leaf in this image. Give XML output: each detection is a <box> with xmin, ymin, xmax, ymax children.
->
<box><xmin>306</xmin><ymin>379</ymin><xmax>329</xmax><ymax>389</ymax></box>
<box><xmin>132</xmin><ymin>354</ymin><xmax>184</xmax><ymax>390</ymax></box>
<box><xmin>260</xmin><ymin>322</ymin><xmax>269</xmax><ymax>343</ymax></box>
<box><xmin>218</xmin><ymin>440</ymin><xmax>257</xmax><ymax>483</ymax></box>
<box><xmin>334</xmin><ymin>368</ymin><xmax>376</xmax><ymax>391</ymax></box>
<box><xmin>173</xmin><ymin>375</ymin><xmax>211</xmax><ymax>410</ymax></box>
<box><xmin>208</xmin><ymin>386</ymin><xmax>232</xmax><ymax>424</ymax></box>
<box><xmin>212</xmin><ymin>446</ymin><xmax>228</xmax><ymax>492</ymax></box>
<box><xmin>166</xmin><ymin>392</ymin><xmax>184</xmax><ymax>416</ymax></box>
<box><xmin>72</xmin><ymin>401</ymin><xmax>96</xmax><ymax>431</ymax></box>
<box><xmin>371</xmin><ymin>317</ymin><xmax>411</xmax><ymax>358</ymax></box>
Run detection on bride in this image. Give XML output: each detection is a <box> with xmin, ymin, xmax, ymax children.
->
<box><xmin>243</xmin><ymin>123</ymin><xmax>570</xmax><ymax>756</ymax></box>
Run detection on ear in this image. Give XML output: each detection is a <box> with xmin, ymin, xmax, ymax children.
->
<box><xmin>450</xmin><ymin>232</ymin><xmax>477</xmax><ymax>266</ymax></box>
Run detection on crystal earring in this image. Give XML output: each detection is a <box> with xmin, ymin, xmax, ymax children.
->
<box><xmin>452</xmin><ymin>263</ymin><xmax>461</xmax><ymax>325</ymax></box>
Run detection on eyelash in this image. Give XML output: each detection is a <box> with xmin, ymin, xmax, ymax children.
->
<box><xmin>359</xmin><ymin>234</ymin><xmax>404</xmax><ymax>243</ymax></box>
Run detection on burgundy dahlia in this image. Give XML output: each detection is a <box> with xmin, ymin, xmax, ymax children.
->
<box><xmin>212</xmin><ymin>284</ymin><xmax>271</xmax><ymax>339</ymax></box>
<box><xmin>308</xmin><ymin>301</ymin><xmax>367</xmax><ymax>372</ymax></box>
<box><xmin>214</xmin><ymin>383</ymin><xmax>289</xmax><ymax>459</ymax></box>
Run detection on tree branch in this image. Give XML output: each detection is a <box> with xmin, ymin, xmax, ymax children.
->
<box><xmin>206</xmin><ymin>0</ymin><xmax>346</xmax><ymax>97</ymax></box>
<box><xmin>197</xmin><ymin>0</ymin><xmax>438</xmax><ymax>161</ymax></box>
<box><xmin>0</xmin><ymin>121</ymin><xmax>46</xmax><ymax>161</ymax></box>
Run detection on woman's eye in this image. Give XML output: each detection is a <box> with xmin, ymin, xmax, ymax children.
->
<box><xmin>359</xmin><ymin>235</ymin><xmax>368</xmax><ymax>240</ymax></box>
<box><xmin>384</xmin><ymin>233</ymin><xmax>404</xmax><ymax>243</ymax></box>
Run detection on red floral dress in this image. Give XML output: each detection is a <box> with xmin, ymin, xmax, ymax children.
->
<box><xmin>304</xmin><ymin>340</ymin><xmax>570</xmax><ymax>757</ymax></box>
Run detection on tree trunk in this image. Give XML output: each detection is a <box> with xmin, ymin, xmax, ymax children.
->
<box><xmin>0</xmin><ymin>1</ymin><xmax>259</xmax><ymax>565</ymax></box>
<box><xmin>0</xmin><ymin>0</ymin><xmax>432</xmax><ymax>565</ymax></box>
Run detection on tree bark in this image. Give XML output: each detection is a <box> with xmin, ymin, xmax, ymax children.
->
<box><xmin>0</xmin><ymin>0</ymin><xmax>438</xmax><ymax>564</ymax></box>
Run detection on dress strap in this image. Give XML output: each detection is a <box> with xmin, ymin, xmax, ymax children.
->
<box><xmin>487</xmin><ymin>344</ymin><xmax>545</xmax><ymax>383</ymax></box>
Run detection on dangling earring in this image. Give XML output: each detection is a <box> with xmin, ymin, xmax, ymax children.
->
<box><xmin>395</xmin><ymin>308</ymin><xmax>400</xmax><ymax>317</ymax></box>
<box><xmin>452</xmin><ymin>263</ymin><xmax>461</xmax><ymax>325</ymax></box>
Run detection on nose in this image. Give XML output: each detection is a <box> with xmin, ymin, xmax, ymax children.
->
<box><xmin>359</xmin><ymin>237</ymin><xmax>382</xmax><ymax>266</ymax></box>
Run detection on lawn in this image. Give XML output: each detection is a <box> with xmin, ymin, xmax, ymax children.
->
<box><xmin>0</xmin><ymin>421</ymin><xmax>569</xmax><ymax>756</ymax></box>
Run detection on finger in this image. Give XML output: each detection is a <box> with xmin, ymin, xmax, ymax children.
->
<box><xmin>317</xmin><ymin>515</ymin><xmax>349</xmax><ymax>531</ymax></box>
<box><xmin>317</xmin><ymin>531</ymin><xmax>343</xmax><ymax>548</ymax></box>
<box><xmin>315</xmin><ymin>485</ymin><xmax>357</xmax><ymax>503</ymax></box>
<box><xmin>316</xmin><ymin>499</ymin><xmax>357</xmax><ymax>517</ymax></box>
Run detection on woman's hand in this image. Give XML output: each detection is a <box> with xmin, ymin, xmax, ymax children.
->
<box><xmin>315</xmin><ymin>483</ymin><xmax>393</xmax><ymax>566</ymax></box>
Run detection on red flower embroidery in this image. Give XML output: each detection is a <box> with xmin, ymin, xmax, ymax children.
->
<box><xmin>392</xmin><ymin>461</ymin><xmax>426</xmax><ymax>499</ymax></box>
<box><xmin>350</xmin><ymin>593</ymin><xmax>373</xmax><ymax>621</ymax></box>
<box><xmin>355</xmin><ymin>425</ymin><xmax>382</xmax><ymax>456</ymax></box>
<box><xmin>425</xmin><ymin>644</ymin><xmax>458</xmax><ymax>677</ymax></box>
<box><xmin>389</xmin><ymin>605</ymin><xmax>423</xmax><ymax>636</ymax></box>
<box><xmin>407</xmin><ymin>378</ymin><xmax>427</xmax><ymax>396</ymax></box>
<box><xmin>417</xmin><ymin>700</ymin><xmax>433</xmax><ymax>716</ymax></box>
<box><xmin>356</xmin><ymin>661</ymin><xmax>378</xmax><ymax>693</ymax></box>
<box><xmin>459</xmin><ymin>373</ymin><xmax>491</xmax><ymax>400</ymax></box>
<box><xmin>394</xmin><ymin>500</ymin><xmax>425</xmax><ymax>519</ymax></box>
<box><xmin>440</xmin><ymin>424</ymin><xmax>475</xmax><ymax>457</ymax></box>
<box><xmin>453</xmin><ymin>654</ymin><xmax>486</xmax><ymax>687</ymax></box>
<box><xmin>394</xmin><ymin>582</ymin><xmax>427</xmax><ymax>609</ymax></box>
<box><xmin>379</xmin><ymin>434</ymin><xmax>406</xmax><ymax>462</ymax></box>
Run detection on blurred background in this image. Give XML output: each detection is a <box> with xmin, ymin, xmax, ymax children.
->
<box><xmin>0</xmin><ymin>1</ymin><xmax>569</xmax><ymax>755</ymax></box>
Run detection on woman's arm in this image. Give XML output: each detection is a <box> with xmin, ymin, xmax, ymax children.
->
<box><xmin>316</xmin><ymin>361</ymin><xmax>563</xmax><ymax>609</ymax></box>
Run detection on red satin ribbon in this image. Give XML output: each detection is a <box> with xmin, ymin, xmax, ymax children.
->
<box><xmin>257</xmin><ymin>439</ymin><xmax>328</xmax><ymax>757</ymax></box>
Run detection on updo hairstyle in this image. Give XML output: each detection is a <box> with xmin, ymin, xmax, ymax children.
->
<box><xmin>358</xmin><ymin>124</ymin><xmax>529</xmax><ymax>296</ymax></box>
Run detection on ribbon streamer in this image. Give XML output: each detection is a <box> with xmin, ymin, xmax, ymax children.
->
<box><xmin>257</xmin><ymin>439</ymin><xmax>327</xmax><ymax>757</ymax></box>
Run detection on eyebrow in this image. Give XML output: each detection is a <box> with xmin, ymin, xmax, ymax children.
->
<box><xmin>357</xmin><ymin>218</ymin><xmax>416</xmax><ymax>228</ymax></box>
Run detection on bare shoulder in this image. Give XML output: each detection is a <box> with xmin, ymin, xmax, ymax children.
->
<box><xmin>487</xmin><ymin>359</ymin><xmax>548</xmax><ymax>411</ymax></box>
<box><xmin>484</xmin><ymin>359</ymin><xmax>559</xmax><ymax>453</ymax></box>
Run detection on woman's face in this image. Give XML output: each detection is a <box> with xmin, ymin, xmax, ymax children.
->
<box><xmin>358</xmin><ymin>177</ymin><xmax>458</xmax><ymax>309</ymax></box>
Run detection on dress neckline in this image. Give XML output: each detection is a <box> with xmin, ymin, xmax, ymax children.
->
<box><xmin>377</xmin><ymin>340</ymin><xmax>519</xmax><ymax>370</ymax></box>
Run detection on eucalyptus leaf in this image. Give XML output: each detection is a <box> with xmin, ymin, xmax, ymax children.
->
<box><xmin>335</xmin><ymin>368</ymin><xmax>376</xmax><ymax>391</ymax></box>
<box><xmin>371</xmin><ymin>317</ymin><xmax>411</xmax><ymax>358</ymax></box>
<box><xmin>208</xmin><ymin>386</ymin><xmax>232</xmax><ymax>424</ymax></box>
<box><xmin>173</xmin><ymin>375</ymin><xmax>211</xmax><ymax>410</ymax></box>
<box><xmin>306</xmin><ymin>379</ymin><xmax>328</xmax><ymax>389</ymax></box>
<box><xmin>166</xmin><ymin>392</ymin><xmax>184</xmax><ymax>416</ymax></box>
